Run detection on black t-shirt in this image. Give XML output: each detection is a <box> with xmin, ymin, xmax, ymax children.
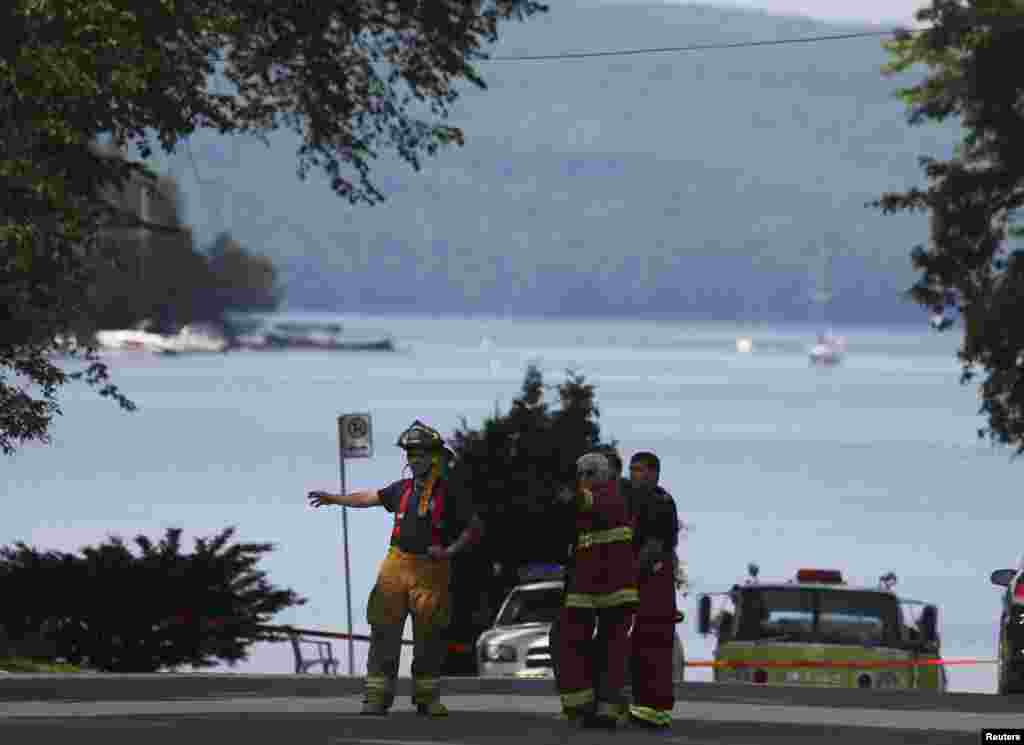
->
<box><xmin>633</xmin><ymin>485</ymin><xmax>679</xmax><ymax>552</ymax></box>
<box><xmin>379</xmin><ymin>478</ymin><xmax>476</xmax><ymax>555</ymax></box>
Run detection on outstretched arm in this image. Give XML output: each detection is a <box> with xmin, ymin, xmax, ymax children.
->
<box><xmin>307</xmin><ymin>489</ymin><xmax>381</xmax><ymax>508</ymax></box>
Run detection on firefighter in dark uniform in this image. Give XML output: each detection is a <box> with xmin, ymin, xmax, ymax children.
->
<box><xmin>627</xmin><ymin>451</ymin><xmax>680</xmax><ymax>730</ymax></box>
<box><xmin>308</xmin><ymin>420</ymin><xmax>484</xmax><ymax>717</ymax></box>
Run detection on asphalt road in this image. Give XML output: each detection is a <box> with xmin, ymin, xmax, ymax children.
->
<box><xmin>0</xmin><ymin>675</ymin><xmax>1019</xmax><ymax>745</ymax></box>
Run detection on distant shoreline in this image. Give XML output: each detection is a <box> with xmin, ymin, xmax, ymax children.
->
<box><xmin>266</xmin><ymin>307</ymin><xmax>934</xmax><ymax>330</ymax></box>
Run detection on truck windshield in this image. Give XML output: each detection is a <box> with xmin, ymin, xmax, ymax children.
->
<box><xmin>495</xmin><ymin>587</ymin><xmax>563</xmax><ymax>626</ymax></box>
<box><xmin>735</xmin><ymin>588</ymin><xmax>901</xmax><ymax>646</ymax></box>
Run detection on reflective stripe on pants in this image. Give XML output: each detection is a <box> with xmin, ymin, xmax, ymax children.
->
<box><xmin>560</xmin><ymin>686</ymin><xmax>595</xmax><ymax>714</ymax></box>
<box><xmin>413</xmin><ymin>676</ymin><xmax>441</xmax><ymax>706</ymax></box>
<box><xmin>364</xmin><ymin>674</ymin><xmax>394</xmax><ymax>708</ymax></box>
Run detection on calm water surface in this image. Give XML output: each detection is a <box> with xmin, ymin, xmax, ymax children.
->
<box><xmin>2</xmin><ymin>314</ymin><xmax>1013</xmax><ymax>692</ymax></box>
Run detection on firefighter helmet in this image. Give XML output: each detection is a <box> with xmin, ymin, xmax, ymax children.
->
<box><xmin>396</xmin><ymin>420</ymin><xmax>455</xmax><ymax>461</ymax></box>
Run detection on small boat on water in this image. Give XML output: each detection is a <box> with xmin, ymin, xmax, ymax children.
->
<box><xmin>89</xmin><ymin>319</ymin><xmax>395</xmax><ymax>354</ymax></box>
<box><xmin>225</xmin><ymin>319</ymin><xmax>395</xmax><ymax>352</ymax></box>
<box><xmin>94</xmin><ymin>324</ymin><xmax>228</xmax><ymax>355</ymax></box>
<box><xmin>807</xmin><ymin>246</ymin><xmax>845</xmax><ymax>367</ymax></box>
<box><xmin>95</xmin><ymin>329</ymin><xmax>175</xmax><ymax>355</ymax></box>
<box><xmin>809</xmin><ymin>331</ymin><xmax>845</xmax><ymax>366</ymax></box>
<box><xmin>166</xmin><ymin>324</ymin><xmax>229</xmax><ymax>354</ymax></box>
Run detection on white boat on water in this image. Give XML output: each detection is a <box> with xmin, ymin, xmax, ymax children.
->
<box><xmin>164</xmin><ymin>324</ymin><xmax>229</xmax><ymax>354</ymax></box>
<box><xmin>95</xmin><ymin>329</ymin><xmax>175</xmax><ymax>354</ymax></box>
<box><xmin>807</xmin><ymin>246</ymin><xmax>845</xmax><ymax>367</ymax></box>
<box><xmin>95</xmin><ymin>324</ymin><xmax>228</xmax><ymax>355</ymax></box>
<box><xmin>809</xmin><ymin>331</ymin><xmax>845</xmax><ymax>366</ymax></box>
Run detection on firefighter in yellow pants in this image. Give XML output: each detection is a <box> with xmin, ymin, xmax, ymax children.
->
<box><xmin>365</xmin><ymin>547</ymin><xmax>451</xmax><ymax>713</ymax></box>
<box><xmin>308</xmin><ymin>420</ymin><xmax>484</xmax><ymax>717</ymax></box>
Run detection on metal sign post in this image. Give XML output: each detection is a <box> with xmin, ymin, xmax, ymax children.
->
<box><xmin>338</xmin><ymin>413</ymin><xmax>373</xmax><ymax>677</ymax></box>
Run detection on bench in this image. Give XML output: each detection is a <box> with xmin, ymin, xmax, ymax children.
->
<box><xmin>289</xmin><ymin>633</ymin><xmax>340</xmax><ymax>675</ymax></box>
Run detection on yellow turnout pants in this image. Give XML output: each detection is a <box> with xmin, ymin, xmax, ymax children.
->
<box><xmin>364</xmin><ymin>547</ymin><xmax>451</xmax><ymax>709</ymax></box>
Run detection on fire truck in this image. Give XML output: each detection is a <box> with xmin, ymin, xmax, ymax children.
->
<box><xmin>697</xmin><ymin>564</ymin><xmax>947</xmax><ymax>691</ymax></box>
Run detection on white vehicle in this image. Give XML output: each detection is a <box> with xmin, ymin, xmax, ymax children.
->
<box><xmin>476</xmin><ymin>578</ymin><xmax>563</xmax><ymax>678</ymax></box>
<box><xmin>476</xmin><ymin>565</ymin><xmax>686</xmax><ymax>681</ymax></box>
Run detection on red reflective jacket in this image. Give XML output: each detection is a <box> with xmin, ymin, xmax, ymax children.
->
<box><xmin>390</xmin><ymin>478</ymin><xmax>447</xmax><ymax>548</ymax></box>
<box><xmin>565</xmin><ymin>479</ymin><xmax>638</xmax><ymax>608</ymax></box>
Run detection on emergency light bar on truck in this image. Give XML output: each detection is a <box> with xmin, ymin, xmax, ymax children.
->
<box><xmin>795</xmin><ymin>569</ymin><xmax>844</xmax><ymax>584</ymax></box>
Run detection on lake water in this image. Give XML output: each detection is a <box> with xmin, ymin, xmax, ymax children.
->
<box><xmin>2</xmin><ymin>313</ymin><xmax>1015</xmax><ymax>693</ymax></box>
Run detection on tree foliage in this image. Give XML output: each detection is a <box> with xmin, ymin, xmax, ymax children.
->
<box><xmin>0</xmin><ymin>526</ymin><xmax>304</xmax><ymax>672</ymax></box>
<box><xmin>873</xmin><ymin>0</ymin><xmax>1024</xmax><ymax>452</ymax></box>
<box><xmin>1</xmin><ymin>0</ymin><xmax>546</xmax><ymax>455</ymax></box>
<box><xmin>445</xmin><ymin>365</ymin><xmax>616</xmax><ymax>636</ymax></box>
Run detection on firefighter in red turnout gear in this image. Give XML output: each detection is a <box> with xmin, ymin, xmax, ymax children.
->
<box><xmin>307</xmin><ymin>420</ymin><xmax>484</xmax><ymax>718</ymax></box>
<box><xmin>556</xmin><ymin>452</ymin><xmax>638</xmax><ymax>729</ymax></box>
<box><xmin>549</xmin><ymin>448</ymin><xmax>627</xmax><ymax>693</ymax></box>
<box><xmin>628</xmin><ymin>451</ymin><xmax>681</xmax><ymax>730</ymax></box>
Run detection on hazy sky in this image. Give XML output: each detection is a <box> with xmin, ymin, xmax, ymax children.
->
<box><xmin>131</xmin><ymin>0</ymin><xmax>958</xmax><ymax>324</ymax></box>
<box><xmin>603</xmin><ymin>0</ymin><xmax>928</xmax><ymax>25</ymax></box>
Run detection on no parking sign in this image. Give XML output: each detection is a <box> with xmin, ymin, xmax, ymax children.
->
<box><xmin>335</xmin><ymin>412</ymin><xmax>372</xmax><ymax>677</ymax></box>
<box><xmin>338</xmin><ymin>413</ymin><xmax>373</xmax><ymax>459</ymax></box>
